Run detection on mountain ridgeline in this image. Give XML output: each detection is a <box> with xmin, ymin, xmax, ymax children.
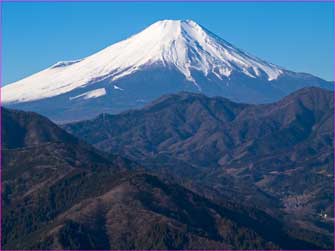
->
<box><xmin>64</xmin><ymin>87</ymin><xmax>334</xmax><ymax>249</ymax></box>
<box><xmin>65</xmin><ymin>87</ymin><xmax>333</xmax><ymax>171</ymax></box>
<box><xmin>2</xmin><ymin>87</ymin><xmax>334</xmax><ymax>249</ymax></box>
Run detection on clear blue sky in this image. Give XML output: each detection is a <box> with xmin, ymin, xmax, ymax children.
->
<box><xmin>2</xmin><ymin>2</ymin><xmax>334</xmax><ymax>85</ymax></box>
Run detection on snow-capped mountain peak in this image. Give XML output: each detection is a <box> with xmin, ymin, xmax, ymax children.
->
<box><xmin>3</xmin><ymin>19</ymin><xmax>283</xmax><ymax>104</ymax></box>
<box><xmin>103</xmin><ymin>19</ymin><xmax>283</xmax><ymax>83</ymax></box>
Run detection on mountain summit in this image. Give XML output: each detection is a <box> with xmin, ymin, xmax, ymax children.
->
<box><xmin>2</xmin><ymin>19</ymin><xmax>331</xmax><ymax>122</ymax></box>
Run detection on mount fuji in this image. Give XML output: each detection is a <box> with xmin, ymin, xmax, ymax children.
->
<box><xmin>2</xmin><ymin>20</ymin><xmax>332</xmax><ymax>122</ymax></box>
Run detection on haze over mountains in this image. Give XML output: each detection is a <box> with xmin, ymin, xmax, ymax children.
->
<box><xmin>2</xmin><ymin>20</ymin><xmax>332</xmax><ymax>122</ymax></box>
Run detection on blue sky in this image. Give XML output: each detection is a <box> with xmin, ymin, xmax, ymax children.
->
<box><xmin>2</xmin><ymin>2</ymin><xmax>334</xmax><ymax>85</ymax></box>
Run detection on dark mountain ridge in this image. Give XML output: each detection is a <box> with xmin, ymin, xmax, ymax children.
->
<box><xmin>64</xmin><ymin>87</ymin><xmax>334</xmax><ymax>249</ymax></box>
<box><xmin>64</xmin><ymin>87</ymin><xmax>333</xmax><ymax>168</ymax></box>
<box><xmin>3</xmin><ymin>107</ymin><xmax>325</xmax><ymax>249</ymax></box>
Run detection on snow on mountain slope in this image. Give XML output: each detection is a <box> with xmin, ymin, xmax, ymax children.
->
<box><xmin>69</xmin><ymin>88</ymin><xmax>106</xmax><ymax>101</ymax></box>
<box><xmin>2</xmin><ymin>19</ymin><xmax>283</xmax><ymax>104</ymax></box>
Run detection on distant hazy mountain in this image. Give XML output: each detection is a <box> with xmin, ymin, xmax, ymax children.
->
<box><xmin>3</xmin><ymin>20</ymin><xmax>332</xmax><ymax>122</ymax></box>
<box><xmin>64</xmin><ymin>87</ymin><xmax>334</xmax><ymax>249</ymax></box>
